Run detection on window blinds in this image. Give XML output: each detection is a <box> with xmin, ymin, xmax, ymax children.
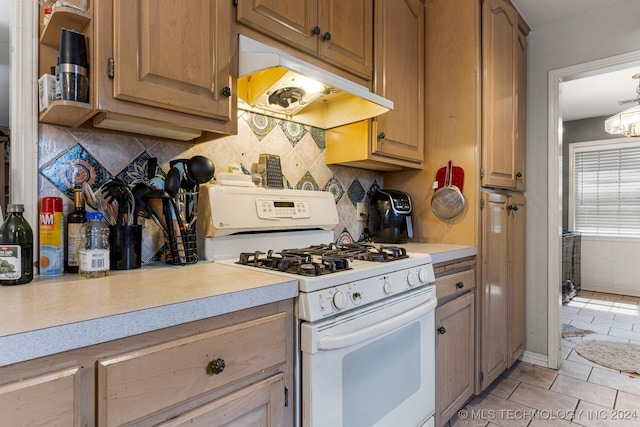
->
<box><xmin>573</xmin><ymin>144</ymin><xmax>640</xmax><ymax>235</ymax></box>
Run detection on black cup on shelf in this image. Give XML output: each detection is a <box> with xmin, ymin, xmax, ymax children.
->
<box><xmin>109</xmin><ymin>225</ymin><xmax>142</xmax><ymax>270</ymax></box>
<box><xmin>59</xmin><ymin>28</ymin><xmax>89</xmax><ymax>102</ymax></box>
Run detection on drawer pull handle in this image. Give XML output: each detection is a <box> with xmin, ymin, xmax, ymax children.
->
<box><xmin>312</xmin><ymin>26</ymin><xmax>321</xmax><ymax>35</ymax></box>
<box><xmin>516</xmin><ymin>171</ymin><xmax>523</xmax><ymax>178</ymax></box>
<box><xmin>456</xmin><ymin>281</ymin><xmax>465</xmax><ymax>289</ymax></box>
<box><xmin>207</xmin><ymin>358</ymin><xmax>226</xmax><ymax>375</ymax></box>
<box><xmin>437</xmin><ymin>326</ymin><xmax>447</xmax><ymax>335</ymax></box>
<box><xmin>322</xmin><ymin>32</ymin><xmax>332</xmax><ymax>41</ymax></box>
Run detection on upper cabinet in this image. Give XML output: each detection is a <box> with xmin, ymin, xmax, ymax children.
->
<box><xmin>481</xmin><ymin>0</ymin><xmax>528</xmax><ymax>191</ymax></box>
<box><xmin>235</xmin><ymin>0</ymin><xmax>373</xmax><ymax>80</ymax></box>
<box><xmin>39</xmin><ymin>0</ymin><xmax>236</xmax><ymax>141</ymax></box>
<box><xmin>325</xmin><ymin>0</ymin><xmax>425</xmax><ymax>171</ymax></box>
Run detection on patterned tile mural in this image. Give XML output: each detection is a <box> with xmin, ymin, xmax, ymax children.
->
<box><xmin>38</xmin><ymin>112</ymin><xmax>384</xmax><ymax>262</ymax></box>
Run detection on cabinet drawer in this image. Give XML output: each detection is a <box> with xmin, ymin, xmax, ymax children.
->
<box><xmin>435</xmin><ymin>269</ymin><xmax>475</xmax><ymax>303</ymax></box>
<box><xmin>97</xmin><ymin>312</ymin><xmax>288</xmax><ymax>427</ymax></box>
<box><xmin>0</xmin><ymin>366</ymin><xmax>81</xmax><ymax>427</ymax></box>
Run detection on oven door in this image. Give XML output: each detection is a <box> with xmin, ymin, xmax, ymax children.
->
<box><xmin>300</xmin><ymin>287</ymin><xmax>436</xmax><ymax>427</ymax></box>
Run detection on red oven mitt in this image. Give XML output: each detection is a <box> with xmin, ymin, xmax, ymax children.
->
<box><xmin>435</xmin><ymin>161</ymin><xmax>464</xmax><ymax>192</ymax></box>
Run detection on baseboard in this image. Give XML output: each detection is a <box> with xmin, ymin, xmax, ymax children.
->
<box><xmin>581</xmin><ymin>286</ymin><xmax>640</xmax><ymax>298</ymax></box>
<box><xmin>520</xmin><ymin>350</ymin><xmax>550</xmax><ymax>368</ymax></box>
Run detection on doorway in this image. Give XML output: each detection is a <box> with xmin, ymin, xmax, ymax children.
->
<box><xmin>547</xmin><ymin>49</ymin><xmax>640</xmax><ymax>369</ymax></box>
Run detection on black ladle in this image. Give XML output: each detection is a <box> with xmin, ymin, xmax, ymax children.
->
<box><xmin>165</xmin><ymin>166</ymin><xmax>181</xmax><ymax>198</ymax></box>
<box><xmin>187</xmin><ymin>155</ymin><xmax>215</xmax><ymax>186</ymax></box>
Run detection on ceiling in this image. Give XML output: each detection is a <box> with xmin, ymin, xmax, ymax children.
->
<box><xmin>511</xmin><ymin>0</ymin><xmax>636</xmax><ymax>122</ymax></box>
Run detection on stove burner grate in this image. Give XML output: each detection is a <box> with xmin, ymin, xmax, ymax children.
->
<box><xmin>236</xmin><ymin>243</ymin><xmax>409</xmax><ymax>277</ymax></box>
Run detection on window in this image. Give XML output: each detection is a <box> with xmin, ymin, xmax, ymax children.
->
<box><xmin>569</xmin><ymin>139</ymin><xmax>640</xmax><ymax>236</ymax></box>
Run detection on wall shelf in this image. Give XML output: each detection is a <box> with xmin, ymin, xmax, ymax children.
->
<box><xmin>39</xmin><ymin>100</ymin><xmax>93</xmax><ymax>127</ymax></box>
<box><xmin>40</xmin><ymin>6</ymin><xmax>91</xmax><ymax>49</ymax></box>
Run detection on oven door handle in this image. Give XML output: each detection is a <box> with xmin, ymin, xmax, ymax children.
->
<box><xmin>317</xmin><ymin>296</ymin><xmax>437</xmax><ymax>350</ymax></box>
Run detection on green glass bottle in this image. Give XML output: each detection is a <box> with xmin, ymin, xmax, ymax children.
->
<box><xmin>0</xmin><ymin>204</ymin><xmax>34</xmax><ymax>285</ymax></box>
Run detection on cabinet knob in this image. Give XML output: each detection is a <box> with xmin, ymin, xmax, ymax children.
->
<box><xmin>322</xmin><ymin>32</ymin><xmax>332</xmax><ymax>41</ymax></box>
<box><xmin>508</xmin><ymin>204</ymin><xmax>519</xmax><ymax>212</ymax></box>
<box><xmin>516</xmin><ymin>171</ymin><xmax>523</xmax><ymax>178</ymax></box>
<box><xmin>207</xmin><ymin>358</ymin><xmax>226</xmax><ymax>375</ymax></box>
<box><xmin>437</xmin><ymin>326</ymin><xmax>447</xmax><ymax>335</ymax></box>
<box><xmin>378</xmin><ymin>132</ymin><xmax>385</xmax><ymax>140</ymax></box>
<box><xmin>312</xmin><ymin>26</ymin><xmax>321</xmax><ymax>35</ymax></box>
<box><xmin>221</xmin><ymin>86</ymin><xmax>232</xmax><ymax>97</ymax></box>
<box><xmin>456</xmin><ymin>281</ymin><xmax>465</xmax><ymax>289</ymax></box>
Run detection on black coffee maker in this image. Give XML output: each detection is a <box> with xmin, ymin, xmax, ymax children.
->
<box><xmin>367</xmin><ymin>189</ymin><xmax>413</xmax><ymax>243</ymax></box>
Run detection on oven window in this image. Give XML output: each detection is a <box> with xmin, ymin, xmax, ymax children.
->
<box><xmin>342</xmin><ymin>322</ymin><xmax>421</xmax><ymax>427</ymax></box>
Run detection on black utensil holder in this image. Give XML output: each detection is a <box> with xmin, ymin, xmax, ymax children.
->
<box><xmin>165</xmin><ymin>227</ymin><xmax>198</xmax><ymax>265</ymax></box>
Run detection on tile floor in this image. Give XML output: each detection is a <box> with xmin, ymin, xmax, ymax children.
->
<box><xmin>446</xmin><ymin>290</ymin><xmax>640</xmax><ymax>427</ymax></box>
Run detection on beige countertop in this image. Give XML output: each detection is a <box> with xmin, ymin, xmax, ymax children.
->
<box><xmin>402</xmin><ymin>243</ymin><xmax>477</xmax><ymax>264</ymax></box>
<box><xmin>0</xmin><ymin>261</ymin><xmax>298</xmax><ymax>367</ymax></box>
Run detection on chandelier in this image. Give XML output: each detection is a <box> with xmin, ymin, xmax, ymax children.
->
<box><xmin>605</xmin><ymin>74</ymin><xmax>640</xmax><ymax>137</ymax></box>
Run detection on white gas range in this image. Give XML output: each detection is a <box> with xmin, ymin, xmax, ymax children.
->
<box><xmin>197</xmin><ymin>185</ymin><xmax>436</xmax><ymax>427</ymax></box>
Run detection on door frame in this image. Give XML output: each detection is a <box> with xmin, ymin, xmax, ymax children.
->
<box><xmin>10</xmin><ymin>2</ymin><xmax>39</xmax><ymax>234</ymax></box>
<box><xmin>547</xmin><ymin>49</ymin><xmax>640</xmax><ymax>370</ymax></box>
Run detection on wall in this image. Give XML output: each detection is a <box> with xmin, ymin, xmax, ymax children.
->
<box><xmin>525</xmin><ymin>0</ymin><xmax>640</xmax><ymax>355</ymax></box>
<box><xmin>38</xmin><ymin>114</ymin><xmax>384</xmax><ymax>262</ymax></box>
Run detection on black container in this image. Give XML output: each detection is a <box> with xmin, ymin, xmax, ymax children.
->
<box><xmin>109</xmin><ymin>225</ymin><xmax>142</xmax><ymax>270</ymax></box>
<box><xmin>59</xmin><ymin>28</ymin><xmax>89</xmax><ymax>102</ymax></box>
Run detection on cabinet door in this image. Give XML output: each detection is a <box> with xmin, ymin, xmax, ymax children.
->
<box><xmin>112</xmin><ymin>0</ymin><xmax>231</xmax><ymax>121</ymax></box>
<box><xmin>156</xmin><ymin>374</ymin><xmax>284</xmax><ymax>427</ymax></box>
<box><xmin>481</xmin><ymin>0</ymin><xmax>518</xmax><ymax>189</ymax></box>
<box><xmin>435</xmin><ymin>292</ymin><xmax>475</xmax><ymax>427</ymax></box>
<box><xmin>0</xmin><ymin>366</ymin><xmax>82</xmax><ymax>427</ymax></box>
<box><xmin>372</xmin><ymin>0</ymin><xmax>424</xmax><ymax>164</ymax></box>
<box><xmin>507</xmin><ymin>193</ymin><xmax>526</xmax><ymax>365</ymax></box>
<box><xmin>480</xmin><ymin>191</ymin><xmax>509</xmax><ymax>390</ymax></box>
<box><xmin>515</xmin><ymin>27</ymin><xmax>527</xmax><ymax>191</ymax></box>
<box><xmin>317</xmin><ymin>0</ymin><xmax>373</xmax><ymax>80</ymax></box>
<box><xmin>236</xmin><ymin>0</ymin><xmax>318</xmax><ymax>55</ymax></box>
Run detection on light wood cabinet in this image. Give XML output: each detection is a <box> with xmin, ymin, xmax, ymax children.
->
<box><xmin>0</xmin><ymin>300</ymin><xmax>294</xmax><ymax>427</ymax></box>
<box><xmin>480</xmin><ymin>190</ymin><xmax>526</xmax><ymax>390</ymax></box>
<box><xmin>39</xmin><ymin>0</ymin><xmax>236</xmax><ymax>140</ymax></box>
<box><xmin>0</xmin><ymin>365</ymin><xmax>87</xmax><ymax>427</ymax></box>
<box><xmin>157</xmin><ymin>374</ymin><xmax>285</xmax><ymax>427</ymax></box>
<box><xmin>481</xmin><ymin>0</ymin><xmax>527</xmax><ymax>191</ymax></box>
<box><xmin>236</xmin><ymin>0</ymin><xmax>373</xmax><ymax>80</ymax></box>
<box><xmin>325</xmin><ymin>0</ymin><xmax>424</xmax><ymax>171</ymax></box>
<box><xmin>435</xmin><ymin>291</ymin><xmax>475</xmax><ymax>427</ymax></box>
<box><xmin>508</xmin><ymin>193</ymin><xmax>526</xmax><ymax>364</ymax></box>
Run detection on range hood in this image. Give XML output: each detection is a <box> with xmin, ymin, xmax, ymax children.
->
<box><xmin>238</xmin><ymin>35</ymin><xmax>393</xmax><ymax>129</ymax></box>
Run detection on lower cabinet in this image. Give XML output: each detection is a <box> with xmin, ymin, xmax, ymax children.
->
<box><xmin>480</xmin><ymin>190</ymin><xmax>526</xmax><ymax>390</ymax></box>
<box><xmin>0</xmin><ymin>300</ymin><xmax>294</xmax><ymax>427</ymax></box>
<box><xmin>0</xmin><ymin>365</ymin><xmax>87</xmax><ymax>427</ymax></box>
<box><xmin>434</xmin><ymin>260</ymin><xmax>476</xmax><ymax>427</ymax></box>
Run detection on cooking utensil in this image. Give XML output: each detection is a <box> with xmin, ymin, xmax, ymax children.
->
<box><xmin>81</xmin><ymin>181</ymin><xmax>98</xmax><ymax>210</ymax></box>
<box><xmin>431</xmin><ymin>161</ymin><xmax>465</xmax><ymax>221</ymax></box>
<box><xmin>143</xmin><ymin>189</ymin><xmax>187</xmax><ymax>264</ymax></box>
<box><xmin>100</xmin><ymin>179</ymin><xmax>135</xmax><ymax>226</ymax></box>
<box><xmin>165</xmin><ymin>166</ymin><xmax>181</xmax><ymax>198</ymax></box>
<box><xmin>187</xmin><ymin>155</ymin><xmax>215</xmax><ymax>186</ymax></box>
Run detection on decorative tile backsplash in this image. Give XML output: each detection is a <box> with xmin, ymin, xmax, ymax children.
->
<box><xmin>38</xmin><ymin>112</ymin><xmax>384</xmax><ymax>261</ymax></box>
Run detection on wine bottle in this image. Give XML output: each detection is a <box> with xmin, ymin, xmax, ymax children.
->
<box><xmin>65</xmin><ymin>186</ymin><xmax>86</xmax><ymax>273</ymax></box>
<box><xmin>0</xmin><ymin>204</ymin><xmax>34</xmax><ymax>285</ymax></box>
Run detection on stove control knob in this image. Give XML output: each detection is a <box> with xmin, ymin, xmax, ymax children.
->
<box><xmin>332</xmin><ymin>290</ymin><xmax>347</xmax><ymax>310</ymax></box>
<box><xmin>383</xmin><ymin>281</ymin><xmax>394</xmax><ymax>295</ymax></box>
<box><xmin>351</xmin><ymin>291</ymin><xmax>362</xmax><ymax>305</ymax></box>
<box><xmin>407</xmin><ymin>271</ymin><xmax>419</xmax><ymax>287</ymax></box>
<box><xmin>418</xmin><ymin>268</ymin><xmax>430</xmax><ymax>284</ymax></box>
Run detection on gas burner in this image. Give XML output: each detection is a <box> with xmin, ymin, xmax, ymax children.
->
<box><xmin>236</xmin><ymin>243</ymin><xmax>410</xmax><ymax>277</ymax></box>
<box><xmin>236</xmin><ymin>249</ymin><xmax>350</xmax><ymax>277</ymax></box>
